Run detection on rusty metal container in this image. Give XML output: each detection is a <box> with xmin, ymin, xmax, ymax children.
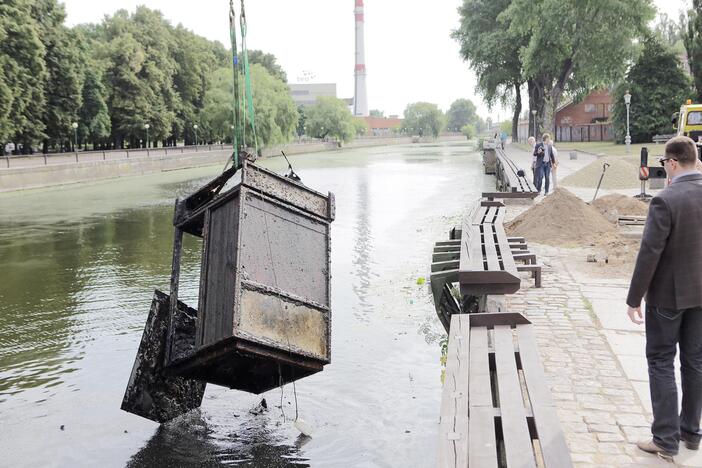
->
<box><xmin>167</xmin><ymin>160</ymin><xmax>335</xmax><ymax>393</ymax></box>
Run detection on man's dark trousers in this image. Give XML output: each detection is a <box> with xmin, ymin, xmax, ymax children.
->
<box><xmin>534</xmin><ymin>161</ymin><xmax>551</xmax><ymax>194</ymax></box>
<box><xmin>646</xmin><ymin>304</ymin><xmax>702</xmax><ymax>453</ymax></box>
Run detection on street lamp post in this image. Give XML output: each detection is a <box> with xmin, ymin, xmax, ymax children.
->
<box><xmin>194</xmin><ymin>124</ymin><xmax>199</xmax><ymax>147</ymax></box>
<box><xmin>531</xmin><ymin>110</ymin><xmax>537</xmax><ymax>138</ymax></box>
<box><xmin>624</xmin><ymin>90</ymin><xmax>632</xmax><ymax>154</ymax></box>
<box><xmin>71</xmin><ymin>122</ymin><xmax>78</xmax><ymax>152</ymax></box>
<box><xmin>144</xmin><ymin>123</ymin><xmax>150</xmax><ymax>148</ymax></box>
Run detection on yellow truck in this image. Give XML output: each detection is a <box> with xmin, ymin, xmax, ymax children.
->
<box><xmin>672</xmin><ymin>99</ymin><xmax>702</xmax><ymax>142</ymax></box>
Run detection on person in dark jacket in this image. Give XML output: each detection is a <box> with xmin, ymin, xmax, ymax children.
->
<box><xmin>532</xmin><ymin>133</ymin><xmax>557</xmax><ymax>195</ymax></box>
<box><xmin>626</xmin><ymin>135</ymin><xmax>702</xmax><ymax>459</ymax></box>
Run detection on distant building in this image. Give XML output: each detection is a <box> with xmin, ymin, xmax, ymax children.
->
<box><xmin>517</xmin><ymin>89</ymin><xmax>613</xmax><ymax>142</ymax></box>
<box><xmin>361</xmin><ymin>116</ymin><xmax>402</xmax><ymax>136</ymax></box>
<box><xmin>289</xmin><ymin>83</ymin><xmax>337</xmax><ymax>107</ymax></box>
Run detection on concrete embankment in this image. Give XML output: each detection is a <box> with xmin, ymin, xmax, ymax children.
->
<box><xmin>0</xmin><ymin>136</ymin><xmax>465</xmax><ymax>192</ymax></box>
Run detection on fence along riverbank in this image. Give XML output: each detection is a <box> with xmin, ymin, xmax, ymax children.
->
<box><xmin>0</xmin><ymin>135</ymin><xmax>466</xmax><ymax>193</ymax></box>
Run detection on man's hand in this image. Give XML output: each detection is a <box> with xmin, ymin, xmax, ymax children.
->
<box><xmin>627</xmin><ymin>305</ymin><xmax>643</xmax><ymax>324</ymax></box>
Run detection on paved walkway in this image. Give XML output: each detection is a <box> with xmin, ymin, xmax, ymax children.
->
<box><xmin>497</xmin><ymin>144</ymin><xmax>702</xmax><ymax>467</ymax></box>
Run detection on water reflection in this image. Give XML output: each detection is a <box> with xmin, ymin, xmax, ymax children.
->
<box><xmin>128</xmin><ymin>411</ymin><xmax>309</xmax><ymax>467</ymax></box>
<box><xmin>0</xmin><ymin>141</ymin><xmax>486</xmax><ymax>467</ymax></box>
<box><xmin>351</xmin><ymin>170</ymin><xmax>375</xmax><ymax>321</ymax></box>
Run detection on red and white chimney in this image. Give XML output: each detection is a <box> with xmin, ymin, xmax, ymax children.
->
<box><xmin>354</xmin><ymin>0</ymin><xmax>368</xmax><ymax>116</ymax></box>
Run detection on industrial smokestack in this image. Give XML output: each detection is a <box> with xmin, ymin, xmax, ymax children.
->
<box><xmin>354</xmin><ymin>0</ymin><xmax>368</xmax><ymax>116</ymax></box>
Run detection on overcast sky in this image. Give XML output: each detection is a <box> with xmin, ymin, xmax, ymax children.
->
<box><xmin>62</xmin><ymin>0</ymin><xmax>689</xmax><ymax>121</ymax></box>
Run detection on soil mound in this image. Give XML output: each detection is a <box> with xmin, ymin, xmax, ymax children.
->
<box><xmin>561</xmin><ymin>156</ymin><xmax>640</xmax><ymax>189</ymax></box>
<box><xmin>592</xmin><ymin>194</ymin><xmax>649</xmax><ymax>223</ymax></box>
<box><xmin>505</xmin><ymin>187</ymin><xmax>617</xmax><ymax>247</ymax></box>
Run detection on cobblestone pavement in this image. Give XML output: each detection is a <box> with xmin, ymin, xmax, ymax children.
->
<box><xmin>504</xmin><ymin>238</ymin><xmax>702</xmax><ymax>468</ymax></box>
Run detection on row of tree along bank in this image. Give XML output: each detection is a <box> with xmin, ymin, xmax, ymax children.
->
<box><xmin>2</xmin><ymin>2</ymin><xmax>495</xmax><ymax>156</ymax></box>
<box><xmin>453</xmin><ymin>0</ymin><xmax>702</xmax><ymax>143</ymax></box>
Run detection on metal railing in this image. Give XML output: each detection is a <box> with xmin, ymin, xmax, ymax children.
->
<box><xmin>2</xmin><ymin>143</ymin><xmax>234</xmax><ymax>170</ymax></box>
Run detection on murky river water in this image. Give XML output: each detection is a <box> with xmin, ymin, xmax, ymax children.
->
<box><xmin>0</xmin><ymin>141</ymin><xmax>492</xmax><ymax>467</ymax></box>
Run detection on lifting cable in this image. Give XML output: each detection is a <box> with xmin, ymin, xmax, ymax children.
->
<box><xmin>227</xmin><ymin>0</ymin><xmax>258</xmax><ymax>172</ymax></box>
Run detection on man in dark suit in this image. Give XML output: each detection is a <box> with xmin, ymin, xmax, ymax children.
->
<box><xmin>627</xmin><ymin>136</ymin><xmax>702</xmax><ymax>459</ymax></box>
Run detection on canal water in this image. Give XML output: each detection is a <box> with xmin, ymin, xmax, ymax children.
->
<box><xmin>0</xmin><ymin>141</ymin><xmax>492</xmax><ymax>467</ymax></box>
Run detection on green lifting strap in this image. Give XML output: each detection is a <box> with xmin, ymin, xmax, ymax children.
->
<box><xmin>240</xmin><ymin>0</ymin><xmax>258</xmax><ymax>155</ymax></box>
<box><xmin>229</xmin><ymin>0</ymin><xmax>243</xmax><ymax>168</ymax></box>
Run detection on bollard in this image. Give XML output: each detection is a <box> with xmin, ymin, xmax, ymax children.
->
<box><xmin>126</xmin><ymin>150</ymin><xmax>129</xmax><ymax>159</ymax></box>
<box><xmin>102</xmin><ymin>151</ymin><xmax>106</xmax><ymax>161</ymax></box>
<box><xmin>6</xmin><ymin>156</ymin><xmax>10</xmax><ymax>168</ymax></box>
<box><xmin>44</xmin><ymin>153</ymin><xmax>48</xmax><ymax>165</ymax></box>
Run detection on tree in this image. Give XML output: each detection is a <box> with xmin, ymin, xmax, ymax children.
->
<box><xmin>461</xmin><ymin>124</ymin><xmax>476</xmax><ymax>140</ymax></box>
<box><xmin>305</xmin><ymin>96</ymin><xmax>355</xmax><ymax>143</ymax></box>
<box><xmin>686</xmin><ymin>1</ymin><xmax>702</xmax><ymax>102</ymax></box>
<box><xmin>33</xmin><ymin>0</ymin><xmax>85</xmax><ymax>152</ymax></box>
<box><xmin>248</xmin><ymin>50</ymin><xmax>287</xmax><ymax>83</ymax></box>
<box><xmin>401</xmin><ymin>102</ymin><xmax>445</xmax><ymax>138</ymax></box>
<box><xmin>296</xmin><ymin>105</ymin><xmax>306</xmax><ymax>137</ymax></box>
<box><xmin>0</xmin><ymin>0</ymin><xmax>47</xmax><ymax>150</ymax></box>
<box><xmin>453</xmin><ymin>0</ymin><xmax>526</xmax><ymax>141</ymax></box>
<box><xmin>446</xmin><ymin>98</ymin><xmax>478</xmax><ymax>132</ymax></box>
<box><xmin>369</xmin><ymin>109</ymin><xmax>384</xmax><ymax>117</ymax></box>
<box><xmin>505</xmin><ymin>0</ymin><xmax>654</xmax><ymax>133</ymax></box>
<box><xmin>200</xmin><ymin>64</ymin><xmax>298</xmax><ymax>147</ymax></box>
<box><xmin>613</xmin><ymin>35</ymin><xmax>693</xmax><ymax>143</ymax></box>
<box><xmin>352</xmin><ymin>118</ymin><xmax>368</xmax><ymax>136</ymax></box>
<box><xmin>78</xmin><ymin>68</ymin><xmax>111</xmax><ymax>149</ymax></box>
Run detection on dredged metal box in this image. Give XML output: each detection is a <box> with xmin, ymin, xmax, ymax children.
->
<box><xmin>168</xmin><ymin>160</ymin><xmax>335</xmax><ymax>393</ymax></box>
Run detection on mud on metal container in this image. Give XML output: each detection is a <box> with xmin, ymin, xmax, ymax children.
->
<box><xmin>167</xmin><ymin>160</ymin><xmax>335</xmax><ymax>394</ymax></box>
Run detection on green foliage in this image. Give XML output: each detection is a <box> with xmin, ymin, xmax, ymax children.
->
<box><xmin>401</xmin><ymin>102</ymin><xmax>445</xmax><ymax>138</ymax></box>
<box><xmin>686</xmin><ymin>1</ymin><xmax>702</xmax><ymax>101</ymax></box>
<box><xmin>0</xmin><ymin>3</ymin><xmax>291</xmax><ymax>151</ymax></box>
<box><xmin>79</xmin><ymin>68</ymin><xmax>111</xmax><ymax>146</ymax></box>
<box><xmin>612</xmin><ymin>35</ymin><xmax>693</xmax><ymax>143</ymax></box>
<box><xmin>452</xmin><ymin>0</ymin><xmax>523</xmax><ymax>106</ymax></box>
<box><xmin>296</xmin><ymin>105</ymin><xmax>306</xmax><ymax>136</ymax></box>
<box><xmin>504</xmin><ymin>0</ymin><xmax>654</xmax><ymax>131</ymax></box>
<box><xmin>352</xmin><ymin>118</ymin><xmax>368</xmax><ymax>136</ymax></box>
<box><xmin>499</xmin><ymin>121</ymin><xmax>511</xmax><ymax>134</ymax></box>
<box><xmin>305</xmin><ymin>96</ymin><xmax>356</xmax><ymax>143</ymax></box>
<box><xmin>0</xmin><ymin>0</ymin><xmax>48</xmax><ymax>146</ymax></box>
<box><xmin>446</xmin><ymin>99</ymin><xmax>478</xmax><ymax>132</ymax></box>
<box><xmin>248</xmin><ymin>50</ymin><xmax>287</xmax><ymax>83</ymax></box>
<box><xmin>369</xmin><ymin>109</ymin><xmax>384</xmax><ymax>117</ymax></box>
<box><xmin>200</xmin><ymin>64</ymin><xmax>297</xmax><ymax>147</ymax></box>
<box><xmin>461</xmin><ymin>124</ymin><xmax>476</xmax><ymax>139</ymax></box>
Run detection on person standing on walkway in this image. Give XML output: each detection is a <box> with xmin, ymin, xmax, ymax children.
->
<box><xmin>533</xmin><ymin>133</ymin><xmax>557</xmax><ymax>195</ymax></box>
<box><xmin>528</xmin><ymin>136</ymin><xmax>537</xmax><ymax>183</ymax></box>
<box><xmin>626</xmin><ymin>135</ymin><xmax>702</xmax><ymax>460</ymax></box>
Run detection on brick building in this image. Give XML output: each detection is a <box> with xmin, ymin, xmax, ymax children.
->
<box><xmin>361</xmin><ymin>116</ymin><xmax>402</xmax><ymax>136</ymax></box>
<box><xmin>517</xmin><ymin>89</ymin><xmax>614</xmax><ymax>142</ymax></box>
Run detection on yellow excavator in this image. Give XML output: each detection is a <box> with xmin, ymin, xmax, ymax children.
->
<box><xmin>672</xmin><ymin>99</ymin><xmax>702</xmax><ymax>144</ymax></box>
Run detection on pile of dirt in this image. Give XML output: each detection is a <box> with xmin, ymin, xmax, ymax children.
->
<box><xmin>561</xmin><ymin>156</ymin><xmax>640</xmax><ymax>189</ymax></box>
<box><xmin>592</xmin><ymin>194</ymin><xmax>649</xmax><ymax>223</ymax></box>
<box><xmin>505</xmin><ymin>187</ymin><xmax>618</xmax><ymax>247</ymax></box>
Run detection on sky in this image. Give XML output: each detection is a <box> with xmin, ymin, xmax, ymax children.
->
<box><xmin>62</xmin><ymin>0</ymin><xmax>689</xmax><ymax>121</ymax></box>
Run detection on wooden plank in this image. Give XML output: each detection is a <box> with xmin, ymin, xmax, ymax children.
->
<box><xmin>460</xmin><ymin>224</ymin><xmax>485</xmax><ymax>274</ymax></box>
<box><xmin>516</xmin><ymin>325</ymin><xmax>573</xmax><ymax>468</ymax></box>
<box><xmin>469</xmin><ymin>326</ymin><xmax>493</xmax><ymax>408</ymax></box>
<box><xmin>483</xmin><ymin>224</ymin><xmax>502</xmax><ymax>272</ymax></box>
<box><xmin>469</xmin><ymin>313</ymin><xmax>531</xmax><ymax>328</ymax></box>
<box><xmin>493</xmin><ymin>325</ymin><xmax>537</xmax><ymax>468</ymax></box>
<box><xmin>438</xmin><ymin>315</ymin><xmax>470</xmax><ymax>468</ymax></box>
<box><xmin>431</xmin><ymin>260</ymin><xmax>459</xmax><ymax>272</ymax></box>
<box><xmin>495</xmin><ymin>225</ymin><xmax>519</xmax><ymax>277</ymax></box>
<box><xmin>469</xmin><ymin>406</ymin><xmax>498</xmax><ymax>468</ymax></box>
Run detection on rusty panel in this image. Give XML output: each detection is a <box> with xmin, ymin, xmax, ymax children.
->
<box><xmin>237</xmin><ymin>287</ymin><xmax>329</xmax><ymax>361</ymax></box>
<box><xmin>121</xmin><ymin>290</ymin><xmax>205</xmax><ymax>423</ymax></box>
<box><xmin>198</xmin><ymin>196</ymin><xmax>240</xmax><ymax>348</ymax></box>
<box><xmin>242</xmin><ymin>161</ymin><xmax>330</xmax><ymax>219</ymax></box>
<box><xmin>239</xmin><ymin>189</ymin><xmax>329</xmax><ymax>307</ymax></box>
